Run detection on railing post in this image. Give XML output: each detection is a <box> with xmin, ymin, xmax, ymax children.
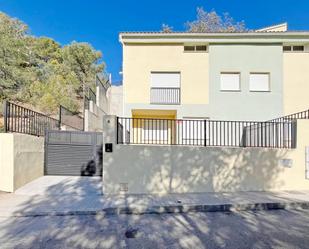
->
<box><xmin>58</xmin><ymin>105</ymin><xmax>62</xmax><ymax>130</ymax></box>
<box><xmin>116</xmin><ymin>116</ymin><xmax>119</xmax><ymax>144</ymax></box>
<box><xmin>3</xmin><ymin>100</ymin><xmax>8</xmax><ymax>133</ymax></box>
<box><xmin>204</xmin><ymin>119</ymin><xmax>207</xmax><ymax>146</ymax></box>
<box><xmin>292</xmin><ymin>120</ymin><xmax>297</xmax><ymax>149</ymax></box>
<box><xmin>242</xmin><ymin>126</ymin><xmax>247</xmax><ymax>147</ymax></box>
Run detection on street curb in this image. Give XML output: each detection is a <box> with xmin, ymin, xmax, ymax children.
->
<box><xmin>1</xmin><ymin>201</ymin><xmax>309</xmax><ymax>217</ymax></box>
<box><xmin>104</xmin><ymin>201</ymin><xmax>309</xmax><ymax>215</ymax></box>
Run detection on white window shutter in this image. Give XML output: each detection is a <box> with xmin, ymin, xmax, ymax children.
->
<box><xmin>220</xmin><ymin>73</ymin><xmax>240</xmax><ymax>91</ymax></box>
<box><xmin>249</xmin><ymin>73</ymin><xmax>270</xmax><ymax>92</ymax></box>
<box><xmin>151</xmin><ymin>73</ymin><xmax>180</xmax><ymax>88</ymax></box>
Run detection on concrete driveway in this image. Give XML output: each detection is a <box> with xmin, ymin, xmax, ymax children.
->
<box><xmin>15</xmin><ymin>176</ymin><xmax>103</xmax><ymax>196</ymax></box>
<box><xmin>0</xmin><ymin>176</ymin><xmax>104</xmax><ymax>217</ymax></box>
<box><xmin>2</xmin><ymin>176</ymin><xmax>309</xmax><ymax>218</ymax></box>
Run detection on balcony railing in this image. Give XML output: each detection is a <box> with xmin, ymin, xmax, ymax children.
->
<box><xmin>150</xmin><ymin>87</ymin><xmax>180</xmax><ymax>105</ymax></box>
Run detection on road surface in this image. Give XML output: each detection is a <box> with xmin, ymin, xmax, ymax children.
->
<box><xmin>0</xmin><ymin>209</ymin><xmax>309</xmax><ymax>249</ymax></box>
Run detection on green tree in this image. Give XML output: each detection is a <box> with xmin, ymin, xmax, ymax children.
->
<box><xmin>0</xmin><ymin>12</ymin><xmax>31</xmax><ymax>101</ymax></box>
<box><xmin>0</xmin><ymin>12</ymin><xmax>106</xmax><ymax>114</ymax></box>
<box><xmin>62</xmin><ymin>42</ymin><xmax>105</xmax><ymax>94</ymax></box>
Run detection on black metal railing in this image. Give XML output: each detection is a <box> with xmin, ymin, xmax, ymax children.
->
<box><xmin>96</xmin><ymin>75</ymin><xmax>111</xmax><ymax>91</ymax></box>
<box><xmin>84</xmin><ymin>96</ymin><xmax>90</xmax><ymax>111</ymax></box>
<box><xmin>88</xmin><ymin>88</ymin><xmax>97</xmax><ymax>103</ymax></box>
<box><xmin>59</xmin><ymin>105</ymin><xmax>84</xmax><ymax>131</ymax></box>
<box><xmin>269</xmin><ymin>109</ymin><xmax>309</xmax><ymax>122</ymax></box>
<box><xmin>117</xmin><ymin>117</ymin><xmax>296</xmax><ymax>149</ymax></box>
<box><xmin>150</xmin><ymin>87</ymin><xmax>180</xmax><ymax>105</ymax></box>
<box><xmin>3</xmin><ymin>101</ymin><xmax>60</xmax><ymax>136</ymax></box>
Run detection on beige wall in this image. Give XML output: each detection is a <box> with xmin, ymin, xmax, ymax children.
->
<box><xmin>84</xmin><ymin>101</ymin><xmax>104</xmax><ymax>132</ymax></box>
<box><xmin>103</xmin><ymin>115</ymin><xmax>309</xmax><ymax>194</ymax></box>
<box><xmin>0</xmin><ymin>134</ymin><xmax>14</xmax><ymax>192</ymax></box>
<box><xmin>123</xmin><ymin>44</ymin><xmax>209</xmax><ymax>105</ymax></box>
<box><xmin>107</xmin><ymin>85</ymin><xmax>123</xmax><ymax>116</ymax></box>
<box><xmin>284</xmin><ymin>53</ymin><xmax>309</xmax><ymax>114</ymax></box>
<box><xmin>0</xmin><ymin>133</ymin><xmax>44</xmax><ymax>192</ymax></box>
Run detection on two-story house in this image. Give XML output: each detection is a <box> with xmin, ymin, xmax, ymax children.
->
<box><xmin>119</xmin><ymin>23</ymin><xmax>309</xmax><ymax>143</ymax></box>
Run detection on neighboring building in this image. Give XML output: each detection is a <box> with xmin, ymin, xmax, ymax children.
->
<box><xmin>107</xmin><ymin>84</ymin><xmax>123</xmax><ymax>117</ymax></box>
<box><xmin>84</xmin><ymin>76</ymin><xmax>111</xmax><ymax>132</ymax></box>
<box><xmin>84</xmin><ymin>76</ymin><xmax>124</xmax><ymax>131</ymax></box>
<box><xmin>120</xmin><ymin>23</ymin><xmax>309</xmax><ymax>122</ymax></box>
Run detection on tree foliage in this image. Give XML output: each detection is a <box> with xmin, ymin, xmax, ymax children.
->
<box><xmin>161</xmin><ymin>24</ymin><xmax>173</xmax><ymax>33</ymax></box>
<box><xmin>0</xmin><ymin>12</ymin><xmax>30</xmax><ymax>99</ymax></box>
<box><xmin>186</xmin><ymin>7</ymin><xmax>247</xmax><ymax>33</ymax></box>
<box><xmin>0</xmin><ymin>12</ymin><xmax>105</xmax><ymax>114</ymax></box>
<box><xmin>62</xmin><ymin>42</ymin><xmax>104</xmax><ymax>93</ymax></box>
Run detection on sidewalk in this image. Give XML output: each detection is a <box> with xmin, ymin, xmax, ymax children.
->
<box><xmin>1</xmin><ymin>190</ymin><xmax>309</xmax><ymax>217</ymax></box>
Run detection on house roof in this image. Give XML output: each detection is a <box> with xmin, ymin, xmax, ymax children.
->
<box><xmin>119</xmin><ymin>31</ymin><xmax>309</xmax><ymax>44</ymax></box>
<box><xmin>119</xmin><ymin>23</ymin><xmax>309</xmax><ymax>44</ymax></box>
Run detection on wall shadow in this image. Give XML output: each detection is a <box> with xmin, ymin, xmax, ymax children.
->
<box><xmin>104</xmin><ymin>145</ymin><xmax>292</xmax><ymax>195</ymax></box>
<box><xmin>1</xmin><ymin>205</ymin><xmax>309</xmax><ymax>248</ymax></box>
<box><xmin>0</xmin><ymin>143</ymin><xmax>306</xmax><ymax>248</ymax></box>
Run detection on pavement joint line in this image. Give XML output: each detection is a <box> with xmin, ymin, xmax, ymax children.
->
<box><xmin>1</xmin><ymin>201</ymin><xmax>309</xmax><ymax>217</ymax></box>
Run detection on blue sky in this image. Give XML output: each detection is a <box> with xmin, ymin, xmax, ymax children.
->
<box><xmin>1</xmin><ymin>0</ymin><xmax>309</xmax><ymax>84</ymax></box>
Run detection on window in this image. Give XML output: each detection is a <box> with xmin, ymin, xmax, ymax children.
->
<box><xmin>220</xmin><ymin>73</ymin><xmax>240</xmax><ymax>91</ymax></box>
<box><xmin>293</xmin><ymin>46</ymin><xmax>305</xmax><ymax>51</ymax></box>
<box><xmin>150</xmin><ymin>72</ymin><xmax>181</xmax><ymax>104</ymax></box>
<box><xmin>151</xmin><ymin>72</ymin><xmax>180</xmax><ymax>88</ymax></box>
<box><xmin>184</xmin><ymin>45</ymin><xmax>207</xmax><ymax>52</ymax></box>
<box><xmin>142</xmin><ymin>119</ymin><xmax>169</xmax><ymax>144</ymax></box>
<box><xmin>181</xmin><ymin>118</ymin><xmax>209</xmax><ymax>146</ymax></box>
<box><xmin>283</xmin><ymin>45</ymin><xmax>305</xmax><ymax>52</ymax></box>
<box><xmin>196</xmin><ymin>45</ymin><xmax>207</xmax><ymax>51</ymax></box>
<box><xmin>184</xmin><ymin>46</ymin><xmax>195</xmax><ymax>51</ymax></box>
<box><xmin>249</xmin><ymin>73</ymin><xmax>270</xmax><ymax>92</ymax></box>
<box><xmin>283</xmin><ymin>46</ymin><xmax>292</xmax><ymax>52</ymax></box>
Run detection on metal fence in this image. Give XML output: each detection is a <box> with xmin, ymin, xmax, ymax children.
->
<box><xmin>59</xmin><ymin>105</ymin><xmax>84</xmax><ymax>131</ymax></box>
<box><xmin>84</xmin><ymin>87</ymin><xmax>97</xmax><ymax>111</ymax></box>
<box><xmin>269</xmin><ymin>109</ymin><xmax>309</xmax><ymax>122</ymax></box>
<box><xmin>84</xmin><ymin>96</ymin><xmax>90</xmax><ymax>111</ymax></box>
<box><xmin>88</xmin><ymin>88</ymin><xmax>97</xmax><ymax>103</ymax></box>
<box><xmin>3</xmin><ymin>101</ymin><xmax>59</xmax><ymax>136</ymax></box>
<box><xmin>117</xmin><ymin>117</ymin><xmax>296</xmax><ymax>149</ymax></box>
<box><xmin>96</xmin><ymin>75</ymin><xmax>111</xmax><ymax>91</ymax></box>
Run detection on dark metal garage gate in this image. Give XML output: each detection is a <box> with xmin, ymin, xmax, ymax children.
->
<box><xmin>45</xmin><ymin>130</ymin><xmax>103</xmax><ymax>176</ymax></box>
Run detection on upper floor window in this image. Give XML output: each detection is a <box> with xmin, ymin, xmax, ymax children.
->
<box><xmin>220</xmin><ymin>73</ymin><xmax>240</xmax><ymax>91</ymax></box>
<box><xmin>283</xmin><ymin>45</ymin><xmax>305</xmax><ymax>52</ymax></box>
<box><xmin>150</xmin><ymin>72</ymin><xmax>180</xmax><ymax>104</ymax></box>
<box><xmin>249</xmin><ymin>73</ymin><xmax>270</xmax><ymax>92</ymax></box>
<box><xmin>184</xmin><ymin>45</ymin><xmax>207</xmax><ymax>52</ymax></box>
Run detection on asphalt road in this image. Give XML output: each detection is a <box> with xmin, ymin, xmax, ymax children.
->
<box><xmin>1</xmin><ymin>209</ymin><xmax>309</xmax><ymax>249</ymax></box>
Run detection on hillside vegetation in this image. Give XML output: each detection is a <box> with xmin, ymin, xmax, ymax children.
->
<box><xmin>0</xmin><ymin>12</ymin><xmax>105</xmax><ymax>115</ymax></box>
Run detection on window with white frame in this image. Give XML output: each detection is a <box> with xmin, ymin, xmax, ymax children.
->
<box><xmin>220</xmin><ymin>73</ymin><xmax>240</xmax><ymax>91</ymax></box>
<box><xmin>150</xmin><ymin>72</ymin><xmax>181</xmax><ymax>104</ymax></box>
<box><xmin>249</xmin><ymin>73</ymin><xmax>270</xmax><ymax>92</ymax></box>
<box><xmin>142</xmin><ymin>119</ymin><xmax>169</xmax><ymax>144</ymax></box>
<box><xmin>181</xmin><ymin>118</ymin><xmax>209</xmax><ymax>146</ymax></box>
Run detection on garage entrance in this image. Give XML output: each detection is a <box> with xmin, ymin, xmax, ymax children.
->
<box><xmin>45</xmin><ymin>130</ymin><xmax>103</xmax><ymax>176</ymax></box>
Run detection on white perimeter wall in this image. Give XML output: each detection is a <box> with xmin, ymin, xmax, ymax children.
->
<box><xmin>103</xmin><ymin>115</ymin><xmax>309</xmax><ymax>194</ymax></box>
<box><xmin>84</xmin><ymin>101</ymin><xmax>104</xmax><ymax>132</ymax></box>
<box><xmin>0</xmin><ymin>133</ymin><xmax>44</xmax><ymax>192</ymax></box>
